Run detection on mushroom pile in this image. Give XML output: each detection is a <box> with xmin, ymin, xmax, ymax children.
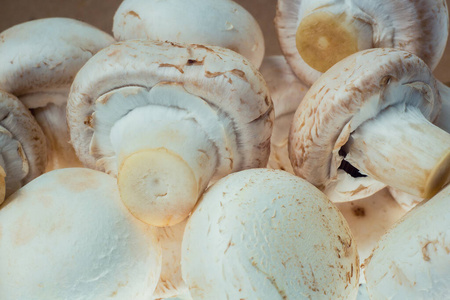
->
<box><xmin>0</xmin><ymin>0</ymin><xmax>449</xmax><ymax>299</ymax></box>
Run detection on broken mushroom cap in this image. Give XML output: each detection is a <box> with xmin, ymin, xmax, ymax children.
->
<box><xmin>364</xmin><ymin>184</ymin><xmax>450</xmax><ymax>298</ymax></box>
<box><xmin>113</xmin><ymin>0</ymin><xmax>264</xmax><ymax>68</ymax></box>
<box><xmin>0</xmin><ymin>168</ymin><xmax>162</xmax><ymax>299</ymax></box>
<box><xmin>0</xmin><ymin>18</ymin><xmax>115</xmax><ymax>171</ymax></box>
<box><xmin>67</xmin><ymin>39</ymin><xmax>273</xmax><ymax>227</ymax></box>
<box><xmin>181</xmin><ymin>168</ymin><xmax>359</xmax><ymax>299</ymax></box>
<box><xmin>0</xmin><ymin>90</ymin><xmax>46</xmax><ymax>203</ymax></box>
<box><xmin>260</xmin><ymin>55</ymin><xmax>309</xmax><ymax>173</ymax></box>
<box><xmin>275</xmin><ymin>0</ymin><xmax>449</xmax><ymax>85</ymax></box>
<box><xmin>335</xmin><ymin>188</ymin><xmax>407</xmax><ymax>283</ymax></box>
<box><xmin>289</xmin><ymin>48</ymin><xmax>450</xmax><ymax>202</ymax></box>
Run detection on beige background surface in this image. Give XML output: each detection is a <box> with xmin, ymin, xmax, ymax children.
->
<box><xmin>0</xmin><ymin>0</ymin><xmax>448</xmax><ymax>81</ymax></box>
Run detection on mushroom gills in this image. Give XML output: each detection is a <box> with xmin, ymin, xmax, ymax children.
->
<box><xmin>343</xmin><ymin>104</ymin><xmax>450</xmax><ymax>199</ymax></box>
<box><xmin>93</xmin><ymin>84</ymin><xmax>232</xmax><ymax>226</ymax></box>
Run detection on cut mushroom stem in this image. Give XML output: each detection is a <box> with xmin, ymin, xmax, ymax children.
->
<box><xmin>0</xmin><ymin>165</ymin><xmax>5</xmax><ymax>201</ymax></box>
<box><xmin>106</xmin><ymin>85</ymin><xmax>221</xmax><ymax>226</ymax></box>
<box><xmin>345</xmin><ymin>104</ymin><xmax>450</xmax><ymax>199</ymax></box>
<box><xmin>296</xmin><ymin>10</ymin><xmax>372</xmax><ymax>73</ymax></box>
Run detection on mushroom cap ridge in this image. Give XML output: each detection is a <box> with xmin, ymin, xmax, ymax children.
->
<box><xmin>0</xmin><ymin>168</ymin><xmax>162</xmax><ymax>299</ymax></box>
<box><xmin>0</xmin><ymin>90</ymin><xmax>46</xmax><ymax>189</ymax></box>
<box><xmin>67</xmin><ymin>39</ymin><xmax>273</xmax><ymax>174</ymax></box>
<box><xmin>289</xmin><ymin>48</ymin><xmax>440</xmax><ymax>201</ymax></box>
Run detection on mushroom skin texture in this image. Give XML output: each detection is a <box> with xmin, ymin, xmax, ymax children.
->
<box><xmin>182</xmin><ymin>168</ymin><xmax>359</xmax><ymax>299</ymax></box>
<box><xmin>67</xmin><ymin>40</ymin><xmax>273</xmax><ymax>227</ymax></box>
<box><xmin>289</xmin><ymin>48</ymin><xmax>450</xmax><ymax>202</ymax></box>
<box><xmin>0</xmin><ymin>90</ymin><xmax>47</xmax><ymax>203</ymax></box>
<box><xmin>335</xmin><ymin>188</ymin><xmax>407</xmax><ymax>283</ymax></box>
<box><xmin>275</xmin><ymin>0</ymin><xmax>449</xmax><ymax>86</ymax></box>
<box><xmin>260</xmin><ymin>56</ymin><xmax>309</xmax><ymax>173</ymax></box>
<box><xmin>364</xmin><ymin>185</ymin><xmax>450</xmax><ymax>299</ymax></box>
<box><xmin>113</xmin><ymin>0</ymin><xmax>264</xmax><ymax>68</ymax></box>
<box><xmin>0</xmin><ymin>168</ymin><xmax>162</xmax><ymax>300</ymax></box>
<box><xmin>0</xmin><ymin>18</ymin><xmax>115</xmax><ymax>171</ymax></box>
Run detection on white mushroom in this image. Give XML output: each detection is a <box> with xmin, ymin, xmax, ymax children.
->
<box><xmin>113</xmin><ymin>0</ymin><xmax>264</xmax><ymax>68</ymax></box>
<box><xmin>67</xmin><ymin>40</ymin><xmax>273</xmax><ymax>227</ymax></box>
<box><xmin>275</xmin><ymin>0</ymin><xmax>449</xmax><ymax>85</ymax></box>
<box><xmin>0</xmin><ymin>168</ymin><xmax>162</xmax><ymax>299</ymax></box>
<box><xmin>182</xmin><ymin>168</ymin><xmax>359</xmax><ymax>299</ymax></box>
<box><xmin>0</xmin><ymin>90</ymin><xmax>47</xmax><ymax>204</ymax></box>
<box><xmin>364</xmin><ymin>184</ymin><xmax>450</xmax><ymax>299</ymax></box>
<box><xmin>289</xmin><ymin>48</ymin><xmax>450</xmax><ymax>202</ymax></box>
<box><xmin>0</xmin><ymin>18</ymin><xmax>115</xmax><ymax>171</ymax></box>
<box><xmin>259</xmin><ymin>55</ymin><xmax>309</xmax><ymax>173</ymax></box>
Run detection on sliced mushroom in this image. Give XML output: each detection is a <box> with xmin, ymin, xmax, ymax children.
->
<box><xmin>364</xmin><ymin>185</ymin><xmax>450</xmax><ymax>298</ymax></box>
<box><xmin>0</xmin><ymin>168</ymin><xmax>162</xmax><ymax>299</ymax></box>
<box><xmin>67</xmin><ymin>40</ymin><xmax>273</xmax><ymax>227</ymax></box>
<box><xmin>182</xmin><ymin>168</ymin><xmax>359</xmax><ymax>299</ymax></box>
<box><xmin>275</xmin><ymin>0</ymin><xmax>449</xmax><ymax>85</ymax></box>
<box><xmin>289</xmin><ymin>48</ymin><xmax>450</xmax><ymax>202</ymax></box>
<box><xmin>335</xmin><ymin>188</ymin><xmax>407</xmax><ymax>283</ymax></box>
<box><xmin>259</xmin><ymin>55</ymin><xmax>309</xmax><ymax>173</ymax></box>
<box><xmin>113</xmin><ymin>0</ymin><xmax>264</xmax><ymax>68</ymax></box>
<box><xmin>0</xmin><ymin>18</ymin><xmax>115</xmax><ymax>171</ymax></box>
<box><xmin>0</xmin><ymin>90</ymin><xmax>47</xmax><ymax>204</ymax></box>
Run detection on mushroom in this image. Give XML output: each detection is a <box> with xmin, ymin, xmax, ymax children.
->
<box><xmin>113</xmin><ymin>0</ymin><xmax>264</xmax><ymax>68</ymax></box>
<box><xmin>275</xmin><ymin>0</ymin><xmax>449</xmax><ymax>85</ymax></box>
<box><xmin>364</xmin><ymin>185</ymin><xmax>450</xmax><ymax>298</ymax></box>
<box><xmin>259</xmin><ymin>55</ymin><xmax>309</xmax><ymax>173</ymax></box>
<box><xmin>289</xmin><ymin>48</ymin><xmax>450</xmax><ymax>202</ymax></box>
<box><xmin>0</xmin><ymin>90</ymin><xmax>47</xmax><ymax>204</ymax></box>
<box><xmin>67</xmin><ymin>39</ymin><xmax>273</xmax><ymax>227</ymax></box>
<box><xmin>0</xmin><ymin>168</ymin><xmax>162</xmax><ymax>299</ymax></box>
<box><xmin>335</xmin><ymin>188</ymin><xmax>407</xmax><ymax>283</ymax></box>
<box><xmin>181</xmin><ymin>168</ymin><xmax>359</xmax><ymax>299</ymax></box>
<box><xmin>0</xmin><ymin>18</ymin><xmax>115</xmax><ymax>171</ymax></box>
<box><xmin>153</xmin><ymin>219</ymin><xmax>192</xmax><ymax>300</ymax></box>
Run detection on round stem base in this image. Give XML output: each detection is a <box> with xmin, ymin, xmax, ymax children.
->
<box><xmin>118</xmin><ymin>148</ymin><xmax>198</xmax><ymax>227</ymax></box>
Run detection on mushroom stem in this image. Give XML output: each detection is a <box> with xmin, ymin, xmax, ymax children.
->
<box><xmin>345</xmin><ymin>104</ymin><xmax>450</xmax><ymax>199</ymax></box>
<box><xmin>295</xmin><ymin>10</ymin><xmax>373</xmax><ymax>73</ymax></box>
<box><xmin>0</xmin><ymin>165</ymin><xmax>5</xmax><ymax>203</ymax></box>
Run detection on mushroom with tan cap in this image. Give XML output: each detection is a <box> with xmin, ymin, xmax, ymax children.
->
<box><xmin>275</xmin><ymin>0</ymin><xmax>449</xmax><ymax>86</ymax></box>
<box><xmin>260</xmin><ymin>55</ymin><xmax>309</xmax><ymax>173</ymax></box>
<box><xmin>364</xmin><ymin>184</ymin><xmax>450</xmax><ymax>299</ymax></box>
<box><xmin>0</xmin><ymin>90</ymin><xmax>47</xmax><ymax>204</ymax></box>
<box><xmin>182</xmin><ymin>168</ymin><xmax>359</xmax><ymax>299</ymax></box>
<box><xmin>113</xmin><ymin>0</ymin><xmax>264</xmax><ymax>68</ymax></box>
<box><xmin>289</xmin><ymin>48</ymin><xmax>450</xmax><ymax>202</ymax></box>
<box><xmin>67</xmin><ymin>39</ymin><xmax>273</xmax><ymax>227</ymax></box>
<box><xmin>0</xmin><ymin>18</ymin><xmax>115</xmax><ymax>171</ymax></box>
<box><xmin>0</xmin><ymin>168</ymin><xmax>162</xmax><ymax>299</ymax></box>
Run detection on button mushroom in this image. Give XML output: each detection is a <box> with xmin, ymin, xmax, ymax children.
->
<box><xmin>289</xmin><ymin>48</ymin><xmax>450</xmax><ymax>202</ymax></box>
<box><xmin>0</xmin><ymin>90</ymin><xmax>47</xmax><ymax>204</ymax></box>
<box><xmin>259</xmin><ymin>55</ymin><xmax>309</xmax><ymax>173</ymax></box>
<box><xmin>67</xmin><ymin>40</ymin><xmax>273</xmax><ymax>227</ymax></box>
<box><xmin>364</xmin><ymin>184</ymin><xmax>450</xmax><ymax>299</ymax></box>
<box><xmin>0</xmin><ymin>168</ymin><xmax>162</xmax><ymax>299</ymax></box>
<box><xmin>113</xmin><ymin>0</ymin><xmax>264</xmax><ymax>68</ymax></box>
<box><xmin>275</xmin><ymin>0</ymin><xmax>449</xmax><ymax>85</ymax></box>
<box><xmin>182</xmin><ymin>168</ymin><xmax>359</xmax><ymax>299</ymax></box>
<box><xmin>0</xmin><ymin>18</ymin><xmax>115</xmax><ymax>171</ymax></box>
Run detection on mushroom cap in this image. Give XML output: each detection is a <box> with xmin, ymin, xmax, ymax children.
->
<box><xmin>260</xmin><ymin>56</ymin><xmax>309</xmax><ymax>172</ymax></box>
<box><xmin>67</xmin><ymin>39</ymin><xmax>273</xmax><ymax>178</ymax></box>
<box><xmin>289</xmin><ymin>48</ymin><xmax>440</xmax><ymax>202</ymax></box>
<box><xmin>181</xmin><ymin>168</ymin><xmax>359</xmax><ymax>299</ymax></box>
<box><xmin>0</xmin><ymin>90</ymin><xmax>46</xmax><ymax>199</ymax></box>
<box><xmin>0</xmin><ymin>18</ymin><xmax>115</xmax><ymax>109</ymax></box>
<box><xmin>113</xmin><ymin>0</ymin><xmax>264</xmax><ymax>68</ymax></box>
<box><xmin>335</xmin><ymin>188</ymin><xmax>407</xmax><ymax>283</ymax></box>
<box><xmin>364</xmin><ymin>185</ymin><xmax>450</xmax><ymax>298</ymax></box>
<box><xmin>0</xmin><ymin>168</ymin><xmax>162</xmax><ymax>299</ymax></box>
<box><xmin>275</xmin><ymin>0</ymin><xmax>449</xmax><ymax>85</ymax></box>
